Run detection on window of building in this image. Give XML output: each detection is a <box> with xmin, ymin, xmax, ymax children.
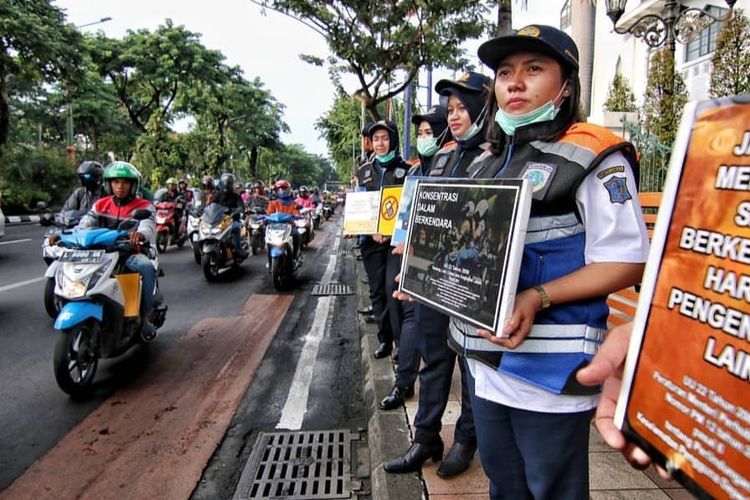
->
<box><xmin>560</xmin><ymin>0</ymin><xmax>571</xmax><ymax>29</ymax></box>
<box><xmin>684</xmin><ymin>5</ymin><xmax>728</xmax><ymax>62</ymax></box>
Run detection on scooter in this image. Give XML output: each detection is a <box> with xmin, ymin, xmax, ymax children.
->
<box><xmin>322</xmin><ymin>201</ymin><xmax>334</xmax><ymax>221</ymax></box>
<box><xmin>197</xmin><ymin>203</ymin><xmax>248</xmax><ymax>282</ymax></box>
<box><xmin>246</xmin><ymin>207</ymin><xmax>267</xmax><ymax>255</ymax></box>
<box><xmin>50</xmin><ymin>211</ymin><xmax>167</xmax><ymax>398</ymax></box>
<box><xmin>154</xmin><ymin>198</ymin><xmax>187</xmax><ymax>253</ymax></box>
<box><xmin>311</xmin><ymin>204</ymin><xmax>323</xmax><ymax>230</ymax></box>
<box><xmin>265</xmin><ymin>212</ymin><xmax>303</xmax><ymax>291</ymax></box>
<box><xmin>41</xmin><ymin>209</ymin><xmax>86</xmax><ymax>318</ymax></box>
<box><xmin>295</xmin><ymin>207</ymin><xmax>315</xmax><ymax>248</ymax></box>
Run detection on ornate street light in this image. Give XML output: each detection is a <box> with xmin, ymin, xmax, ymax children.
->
<box><xmin>605</xmin><ymin>0</ymin><xmax>736</xmax><ymax>53</ymax></box>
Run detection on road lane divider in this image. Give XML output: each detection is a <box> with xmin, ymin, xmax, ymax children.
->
<box><xmin>0</xmin><ymin>238</ymin><xmax>32</xmax><ymax>246</ymax></box>
<box><xmin>0</xmin><ymin>276</ymin><xmax>46</xmax><ymax>293</ymax></box>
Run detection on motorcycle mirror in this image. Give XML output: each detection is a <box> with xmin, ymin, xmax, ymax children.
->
<box><xmin>39</xmin><ymin>213</ymin><xmax>53</xmax><ymax>226</ymax></box>
<box><xmin>131</xmin><ymin>208</ymin><xmax>152</xmax><ymax>221</ymax></box>
<box><xmin>36</xmin><ymin>201</ymin><xmax>48</xmax><ymax>210</ymax></box>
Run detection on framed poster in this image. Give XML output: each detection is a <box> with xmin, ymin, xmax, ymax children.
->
<box><xmin>343</xmin><ymin>190</ymin><xmax>381</xmax><ymax>235</ymax></box>
<box><xmin>616</xmin><ymin>97</ymin><xmax>750</xmax><ymax>499</ymax></box>
<box><xmin>398</xmin><ymin>178</ymin><xmax>531</xmax><ymax>333</ymax></box>
<box><xmin>377</xmin><ymin>185</ymin><xmax>403</xmax><ymax>237</ymax></box>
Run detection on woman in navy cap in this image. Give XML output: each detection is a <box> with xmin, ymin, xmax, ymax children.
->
<box><xmin>410</xmin><ymin>104</ymin><xmax>450</xmax><ymax>176</ymax></box>
<box><xmin>447</xmin><ymin>25</ymin><xmax>649</xmax><ymax>498</ymax></box>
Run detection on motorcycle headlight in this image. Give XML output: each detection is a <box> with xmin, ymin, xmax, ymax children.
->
<box><xmin>58</xmin><ymin>273</ymin><xmax>89</xmax><ymax>299</ymax></box>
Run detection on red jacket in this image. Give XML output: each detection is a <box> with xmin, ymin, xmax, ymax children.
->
<box><xmin>79</xmin><ymin>195</ymin><xmax>156</xmax><ymax>243</ymax></box>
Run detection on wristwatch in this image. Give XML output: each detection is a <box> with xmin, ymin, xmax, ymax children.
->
<box><xmin>533</xmin><ymin>285</ymin><xmax>551</xmax><ymax>310</ymax></box>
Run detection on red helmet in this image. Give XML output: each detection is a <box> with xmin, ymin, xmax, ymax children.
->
<box><xmin>274</xmin><ymin>179</ymin><xmax>290</xmax><ymax>190</ymax></box>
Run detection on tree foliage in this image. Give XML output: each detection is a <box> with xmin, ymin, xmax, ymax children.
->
<box><xmin>316</xmin><ymin>93</ymin><xmax>362</xmax><ymax>180</ymax></box>
<box><xmin>254</xmin><ymin>0</ymin><xmax>491</xmax><ymax>120</ymax></box>
<box><xmin>604</xmin><ymin>73</ymin><xmax>637</xmax><ymax>112</ymax></box>
<box><xmin>0</xmin><ymin>0</ymin><xmax>82</xmax><ymax>151</ymax></box>
<box><xmin>710</xmin><ymin>8</ymin><xmax>750</xmax><ymax>98</ymax></box>
<box><xmin>642</xmin><ymin>48</ymin><xmax>687</xmax><ymax>146</ymax></box>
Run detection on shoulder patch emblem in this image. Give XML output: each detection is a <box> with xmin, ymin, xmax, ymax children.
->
<box><xmin>603</xmin><ymin>176</ymin><xmax>632</xmax><ymax>204</ymax></box>
<box><xmin>394</xmin><ymin>167</ymin><xmax>406</xmax><ymax>179</ymax></box>
<box><xmin>597</xmin><ymin>165</ymin><xmax>625</xmax><ymax>179</ymax></box>
<box><xmin>521</xmin><ymin>163</ymin><xmax>555</xmax><ymax>193</ymax></box>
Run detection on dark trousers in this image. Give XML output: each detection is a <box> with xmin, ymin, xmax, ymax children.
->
<box><xmin>385</xmin><ymin>250</ymin><xmax>404</xmax><ymax>344</ymax></box>
<box><xmin>412</xmin><ymin>304</ymin><xmax>475</xmax><ymax>446</ymax></box>
<box><xmin>394</xmin><ymin>301</ymin><xmax>419</xmax><ymax>389</ymax></box>
<box><xmin>469</xmin><ymin>371</ymin><xmax>594</xmax><ymax>500</ymax></box>
<box><xmin>361</xmin><ymin>238</ymin><xmax>392</xmax><ymax>345</ymax></box>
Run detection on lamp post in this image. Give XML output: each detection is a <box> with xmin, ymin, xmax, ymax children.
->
<box><xmin>67</xmin><ymin>16</ymin><xmax>113</xmax><ymax>163</ymax></box>
<box><xmin>605</xmin><ymin>0</ymin><xmax>736</xmax><ymax>58</ymax></box>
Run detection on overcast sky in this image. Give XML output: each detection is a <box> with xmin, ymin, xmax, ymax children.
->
<box><xmin>54</xmin><ymin>1</ymin><xmax>564</xmax><ymax>158</ymax></box>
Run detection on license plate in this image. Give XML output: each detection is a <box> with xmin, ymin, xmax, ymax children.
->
<box><xmin>59</xmin><ymin>249</ymin><xmax>105</xmax><ymax>264</ymax></box>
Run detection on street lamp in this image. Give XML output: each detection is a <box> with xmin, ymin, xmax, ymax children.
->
<box><xmin>605</xmin><ymin>0</ymin><xmax>735</xmax><ymax>55</ymax></box>
<box><xmin>66</xmin><ymin>16</ymin><xmax>113</xmax><ymax>163</ymax></box>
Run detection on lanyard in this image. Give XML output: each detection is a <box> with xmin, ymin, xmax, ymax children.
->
<box><xmin>493</xmin><ymin>143</ymin><xmax>514</xmax><ymax>179</ymax></box>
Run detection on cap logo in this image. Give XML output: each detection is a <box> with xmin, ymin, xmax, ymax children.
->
<box><xmin>517</xmin><ymin>25</ymin><xmax>540</xmax><ymax>37</ymax></box>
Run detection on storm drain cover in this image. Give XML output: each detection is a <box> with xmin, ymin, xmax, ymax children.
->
<box><xmin>330</xmin><ymin>248</ymin><xmax>351</xmax><ymax>256</ymax></box>
<box><xmin>233</xmin><ymin>430</ymin><xmax>355</xmax><ymax>499</ymax></box>
<box><xmin>311</xmin><ymin>283</ymin><xmax>353</xmax><ymax>296</ymax></box>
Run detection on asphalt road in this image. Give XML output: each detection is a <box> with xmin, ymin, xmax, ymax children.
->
<box><xmin>0</xmin><ymin>214</ymin><xmax>365</xmax><ymax>497</ymax></box>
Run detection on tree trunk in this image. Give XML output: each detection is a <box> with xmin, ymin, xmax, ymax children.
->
<box><xmin>497</xmin><ymin>0</ymin><xmax>513</xmax><ymax>36</ymax></box>
<box><xmin>249</xmin><ymin>146</ymin><xmax>259</xmax><ymax>180</ymax></box>
<box><xmin>0</xmin><ymin>60</ymin><xmax>10</xmax><ymax>152</ymax></box>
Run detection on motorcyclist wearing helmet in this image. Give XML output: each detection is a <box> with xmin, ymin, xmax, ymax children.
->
<box><xmin>295</xmin><ymin>185</ymin><xmax>316</xmax><ymax>210</ymax></box>
<box><xmin>310</xmin><ymin>186</ymin><xmax>322</xmax><ymax>207</ymax></box>
<box><xmin>177</xmin><ymin>179</ymin><xmax>193</xmax><ymax>205</ymax></box>
<box><xmin>241</xmin><ymin>182</ymin><xmax>253</xmax><ymax>204</ymax></box>
<box><xmin>266</xmin><ymin>179</ymin><xmax>301</xmax><ymax>258</ymax></box>
<box><xmin>245</xmin><ymin>180</ymin><xmax>269</xmax><ymax>212</ymax></box>
<box><xmin>201</xmin><ymin>175</ymin><xmax>216</xmax><ymax>204</ymax></box>
<box><xmin>212</xmin><ymin>172</ymin><xmax>247</xmax><ymax>258</ymax></box>
<box><xmin>76</xmin><ymin>161</ymin><xmax>159</xmax><ymax>342</ymax></box>
<box><xmin>61</xmin><ymin>161</ymin><xmax>105</xmax><ymax>214</ymax></box>
<box><xmin>158</xmin><ymin>177</ymin><xmax>187</xmax><ymax>237</ymax></box>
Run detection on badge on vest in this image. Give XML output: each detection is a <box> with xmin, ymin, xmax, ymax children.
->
<box><xmin>394</xmin><ymin>167</ymin><xmax>406</xmax><ymax>179</ymax></box>
<box><xmin>520</xmin><ymin>162</ymin><xmax>556</xmax><ymax>199</ymax></box>
<box><xmin>362</xmin><ymin>168</ymin><xmax>373</xmax><ymax>184</ymax></box>
<box><xmin>604</xmin><ymin>176</ymin><xmax>632</xmax><ymax>203</ymax></box>
<box><xmin>430</xmin><ymin>154</ymin><xmax>449</xmax><ymax>176</ymax></box>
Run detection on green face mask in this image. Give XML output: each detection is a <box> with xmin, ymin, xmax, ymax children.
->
<box><xmin>375</xmin><ymin>150</ymin><xmax>396</xmax><ymax>163</ymax></box>
<box><xmin>416</xmin><ymin>137</ymin><xmax>439</xmax><ymax>157</ymax></box>
<box><xmin>494</xmin><ymin>101</ymin><xmax>559</xmax><ymax>136</ymax></box>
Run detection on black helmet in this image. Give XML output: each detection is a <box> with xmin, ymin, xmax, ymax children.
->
<box><xmin>77</xmin><ymin>161</ymin><xmax>104</xmax><ymax>189</ymax></box>
<box><xmin>202</xmin><ymin>175</ymin><xmax>215</xmax><ymax>190</ymax></box>
<box><xmin>253</xmin><ymin>180</ymin><xmax>264</xmax><ymax>191</ymax></box>
<box><xmin>299</xmin><ymin>185</ymin><xmax>309</xmax><ymax>197</ymax></box>
<box><xmin>244</xmin><ymin>182</ymin><xmax>253</xmax><ymax>190</ymax></box>
<box><xmin>219</xmin><ymin>173</ymin><xmax>235</xmax><ymax>193</ymax></box>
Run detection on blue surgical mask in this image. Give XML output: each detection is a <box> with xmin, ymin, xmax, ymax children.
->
<box><xmin>375</xmin><ymin>150</ymin><xmax>396</xmax><ymax>163</ymax></box>
<box><xmin>416</xmin><ymin>137</ymin><xmax>439</xmax><ymax>157</ymax></box>
<box><xmin>494</xmin><ymin>85</ymin><xmax>567</xmax><ymax>136</ymax></box>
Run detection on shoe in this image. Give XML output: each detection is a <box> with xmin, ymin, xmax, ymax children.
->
<box><xmin>363</xmin><ymin>314</ymin><xmax>377</xmax><ymax>324</ymax></box>
<box><xmin>379</xmin><ymin>384</ymin><xmax>415</xmax><ymax>410</ymax></box>
<box><xmin>436</xmin><ymin>441</ymin><xmax>477</xmax><ymax>478</ymax></box>
<box><xmin>373</xmin><ymin>342</ymin><xmax>392</xmax><ymax>359</ymax></box>
<box><xmin>140</xmin><ymin>321</ymin><xmax>158</xmax><ymax>343</ymax></box>
<box><xmin>357</xmin><ymin>305</ymin><xmax>374</xmax><ymax>315</ymax></box>
<box><xmin>384</xmin><ymin>440</ymin><xmax>444</xmax><ymax>474</ymax></box>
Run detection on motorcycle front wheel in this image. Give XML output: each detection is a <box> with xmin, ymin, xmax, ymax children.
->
<box><xmin>53</xmin><ymin>321</ymin><xmax>99</xmax><ymax>399</ymax></box>
<box><xmin>44</xmin><ymin>278</ymin><xmax>62</xmax><ymax>318</ymax></box>
<box><xmin>156</xmin><ymin>232</ymin><xmax>169</xmax><ymax>253</ymax></box>
<box><xmin>202</xmin><ymin>253</ymin><xmax>221</xmax><ymax>282</ymax></box>
<box><xmin>271</xmin><ymin>258</ymin><xmax>286</xmax><ymax>291</ymax></box>
<box><xmin>193</xmin><ymin>244</ymin><xmax>202</xmax><ymax>264</ymax></box>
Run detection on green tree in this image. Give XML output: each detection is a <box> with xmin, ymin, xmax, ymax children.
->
<box><xmin>0</xmin><ymin>0</ymin><xmax>82</xmax><ymax>152</ymax></box>
<box><xmin>642</xmin><ymin>48</ymin><xmax>688</xmax><ymax>147</ymax></box>
<box><xmin>253</xmin><ymin>0</ymin><xmax>491</xmax><ymax>120</ymax></box>
<box><xmin>604</xmin><ymin>73</ymin><xmax>637</xmax><ymax>112</ymax></box>
<box><xmin>710</xmin><ymin>8</ymin><xmax>750</xmax><ymax>98</ymax></box>
<box><xmin>316</xmin><ymin>93</ymin><xmax>361</xmax><ymax>180</ymax></box>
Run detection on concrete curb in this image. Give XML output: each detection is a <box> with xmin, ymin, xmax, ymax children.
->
<box><xmin>3</xmin><ymin>214</ymin><xmax>42</xmax><ymax>225</ymax></box>
<box><xmin>355</xmin><ymin>257</ymin><xmax>423</xmax><ymax>500</ymax></box>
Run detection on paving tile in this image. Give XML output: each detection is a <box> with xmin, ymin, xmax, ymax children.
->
<box><xmin>643</xmin><ymin>467</ymin><xmax>686</xmax><ymax>492</ymax></box>
<box><xmin>590</xmin><ymin>452</ymin><xmax>659</xmax><ymax>490</ymax></box>
<box><xmin>590</xmin><ymin>490</ymin><xmax>670</xmax><ymax>499</ymax></box>
<box><xmin>431</xmin><ymin>495</ymin><xmax>487</xmax><ymax>499</ymax></box>
<box><xmin>589</xmin><ymin>423</ymin><xmax>609</xmax><ymax>452</ymax></box>
<box><xmin>663</xmin><ymin>488</ymin><xmax>696</xmax><ymax>500</ymax></box>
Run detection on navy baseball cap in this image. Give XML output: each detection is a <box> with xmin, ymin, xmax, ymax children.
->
<box><xmin>478</xmin><ymin>25</ymin><xmax>579</xmax><ymax>72</ymax></box>
<box><xmin>411</xmin><ymin>105</ymin><xmax>448</xmax><ymax>127</ymax></box>
<box><xmin>435</xmin><ymin>71</ymin><xmax>492</xmax><ymax>96</ymax></box>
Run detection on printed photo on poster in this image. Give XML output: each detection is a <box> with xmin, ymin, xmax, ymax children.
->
<box><xmin>398</xmin><ymin>179</ymin><xmax>531</xmax><ymax>332</ymax></box>
<box><xmin>616</xmin><ymin>97</ymin><xmax>750</xmax><ymax>500</ymax></box>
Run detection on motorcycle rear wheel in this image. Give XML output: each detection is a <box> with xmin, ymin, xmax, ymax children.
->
<box><xmin>53</xmin><ymin>321</ymin><xmax>99</xmax><ymax>399</ymax></box>
<box><xmin>44</xmin><ymin>277</ymin><xmax>62</xmax><ymax>318</ymax></box>
<box><xmin>202</xmin><ymin>253</ymin><xmax>221</xmax><ymax>282</ymax></box>
<box><xmin>156</xmin><ymin>232</ymin><xmax>169</xmax><ymax>253</ymax></box>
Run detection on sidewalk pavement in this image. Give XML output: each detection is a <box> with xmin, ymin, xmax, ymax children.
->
<box><xmin>354</xmin><ymin>252</ymin><xmax>693</xmax><ymax>499</ymax></box>
<box><xmin>3</xmin><ymin>214</ymin><xmax>42</xmax><ymax>225</ymax></box>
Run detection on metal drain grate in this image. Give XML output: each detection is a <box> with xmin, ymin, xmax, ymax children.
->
<box><xmin>330</xmin><ymin>248</ymin><xmax>351</xmax><ymax>256</ymax></box>
<box><xmin>311</xmin><ymin>283</ymin><xmax>353</xmax><ymax>296</ymax></box>
<box><xmin>233</xmin><ymin>430</ymin><xmax>355</xmax><ymax>499</ymax></box>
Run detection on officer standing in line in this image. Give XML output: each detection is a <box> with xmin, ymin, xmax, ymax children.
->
<box><xmin>379</xmin><ymin>104</ymin><xmax>450</xmax><ymax>410</ymax></box>
<box><xmin>356</xmin><ymin>120</ymin><xmax>409</xmax><ymax>359</ymax></box>
<box><xmin>384</xmin><ymin>72</ymin><xmax>491</xmax><ymax>478</ymax></box>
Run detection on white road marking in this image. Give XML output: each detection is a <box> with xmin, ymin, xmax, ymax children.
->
<box><xmin>276</xmin><ymin>236</ymin><xmax>341</xmax><ymax>430</ymax></box>
<box><xmin>0</xmin><ymin>238</ymin><xmax>31</xmax><ymax>246</ymax></box>
<box><xmin>0</xmin><ymin>276</ymin><xmax>46</xmax><ymax>293</ymax></box>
